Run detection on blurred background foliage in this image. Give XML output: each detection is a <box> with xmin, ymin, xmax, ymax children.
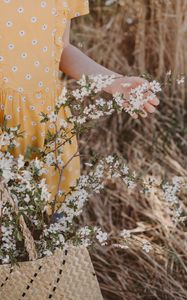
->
<box><xmin>68</xmin><ymin>1</ymin><xmax>187</xmax><ymax>299</ymax></box>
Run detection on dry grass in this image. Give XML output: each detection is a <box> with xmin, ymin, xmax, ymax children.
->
<box><xmin>69</xmin><ymin>1</ymin><xmax>187</xmax><ymax>299</ymax></box>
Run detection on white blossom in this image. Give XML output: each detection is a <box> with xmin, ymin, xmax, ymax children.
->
<box><xmin>176</xmin><ymin>76</ymin><xmax>185</xmax><ymax>85</ymax></box>
<box><xmin>142</xmin><ymin>241</ymin><xmax>153</xmax><ymax>253</ymax></box>
<box><xmin>48</xmin><ymin>111</ymin><xmax>57</xmax><ymax>123</ymax></box>
<box><xmin>96</xmin><ymin>228</ymin><xmax>108</xmax><ymax>245</ymax></box>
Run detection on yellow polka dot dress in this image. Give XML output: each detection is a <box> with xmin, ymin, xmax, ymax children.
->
<box><xmin>0</xmin><ymin>0</ymin><xmax>89</xmax><ymax>215</ymax></box>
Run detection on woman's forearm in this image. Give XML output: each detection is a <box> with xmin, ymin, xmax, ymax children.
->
<box><xmin>59</xmin><ymin>44</ymin><xmax>123</xmax><ymax>93</ymax></box>
<box><xmin>59</xmin><ymin>44</ymin><xmax>159</xmax><ymax>117</ymax></box>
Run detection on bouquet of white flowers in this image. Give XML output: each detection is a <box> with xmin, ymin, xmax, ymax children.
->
<box><xmin>0</xmin><ymin>74</ymin><xmax>184</xmax><ymax>299</ymax></box>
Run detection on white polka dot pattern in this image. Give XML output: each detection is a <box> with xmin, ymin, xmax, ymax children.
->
<box><xmin>0</xmin><ymin>0</ymin><xmax>89</xmax><ymax>215</ymax></box>
<box><xmin>0</xmin><ymin>0</ymin><xmax>89</xmax><ymax>93</ymax></box>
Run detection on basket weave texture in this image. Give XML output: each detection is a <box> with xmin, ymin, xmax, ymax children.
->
<box><xmin>0</xmin><ymin>245</ymin><xmax>103</xmax><ymax>300</ymax></box>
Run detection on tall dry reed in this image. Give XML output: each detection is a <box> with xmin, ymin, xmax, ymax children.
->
<box><xmin>68</xmin><ymin>1</ymin><xmax>187</xmax><ymax>299</ymax></box>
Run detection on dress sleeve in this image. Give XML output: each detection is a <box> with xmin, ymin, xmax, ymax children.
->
<box><xmin>66</xmin><ymin>0</ymin><xmax>90</xmax><ymax>20</ymax></box>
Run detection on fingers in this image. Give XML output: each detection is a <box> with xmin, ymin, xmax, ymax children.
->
<box><xmin>148</xmin><ymin>97</ymin><xmax>160</xmax><ymax>106</ymax></box>
<box><xmin>131</xmin><ymin>102</ymin><xmax>157</xmax><ymax>119</ymax></box>
<box><xmin>143</xmin><ymin>90</ymin><xmax>160</xmax><ymax>106</ymax></box>
<box><xmin>143</xmin><ymin>102</ymin><xmax>156</xmax><ymax>113</ymax></box>
<box><xmin>144</xmin><ymin>95</ymin><xmax>160</xmax><ymax>114</ymax></box>
<box><xmin>121</xmin><ymin>77</ymin><xmax>160</xmax><ymax>119</ymax></box>
<box><xmin>142</xmin><ymin>90</ymin><xmax>160</xmax><ymax>114</ymax></box>
<box><xmin>131</xmin><ymin>112</ymin><xmax>138</xmax><ymax>119</ymax></box>
<box><xmin>123</xmin><ymin>102</ymin><xmax>138</xmax><ymax>119</ymax></box>
<box><xmin>139</xmin><ymin>108</ymin><xmax>148</xmax><ymax>118</ymax></box>
<box><xmin>139</xmin><ymin>97</ymin><xmax>159</xmax><ymax>117</ymax></box>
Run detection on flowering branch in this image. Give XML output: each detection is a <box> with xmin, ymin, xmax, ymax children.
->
<box><xmin>0</xmin><ymin>73</ymin><xmax>186</xmax><ymax>265</ymax></box>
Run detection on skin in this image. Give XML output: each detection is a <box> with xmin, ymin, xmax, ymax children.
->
<box><xmin>59</xmin><ymin>21</ymin><xmax>160</xmax><ymax>119</ymax></box>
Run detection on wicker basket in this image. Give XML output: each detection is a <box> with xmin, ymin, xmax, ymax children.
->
<box><xmin>0</xmin><ymin>245</ymin><xmax>103</xmax><ymax>300</ymax></box>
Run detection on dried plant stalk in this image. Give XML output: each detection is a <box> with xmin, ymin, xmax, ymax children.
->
<box><xmin>0</xmin><ymin>182</ymin><xmax>38</xmax><ymax>261</ymax></box>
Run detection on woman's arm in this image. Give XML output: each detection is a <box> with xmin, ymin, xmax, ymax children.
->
<box><xmin>59</xmin><ymin>21</ymin><xmax>159</xmax><ymax>118</ymax></box>
<box><xmin>60</xmin><ymin>44</ymin><xmax>123</xmax><ymax>88</ymax></box>
<box><xmin>59</xmin><ymin>21</ymin><xmax>123</xmax><ymax>93</ymax></box>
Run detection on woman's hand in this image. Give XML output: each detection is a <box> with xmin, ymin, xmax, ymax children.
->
<box><xmin>104</xmin><ymin>76</ymin><xmax>160</xmax><ymax>119</ymax></box>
